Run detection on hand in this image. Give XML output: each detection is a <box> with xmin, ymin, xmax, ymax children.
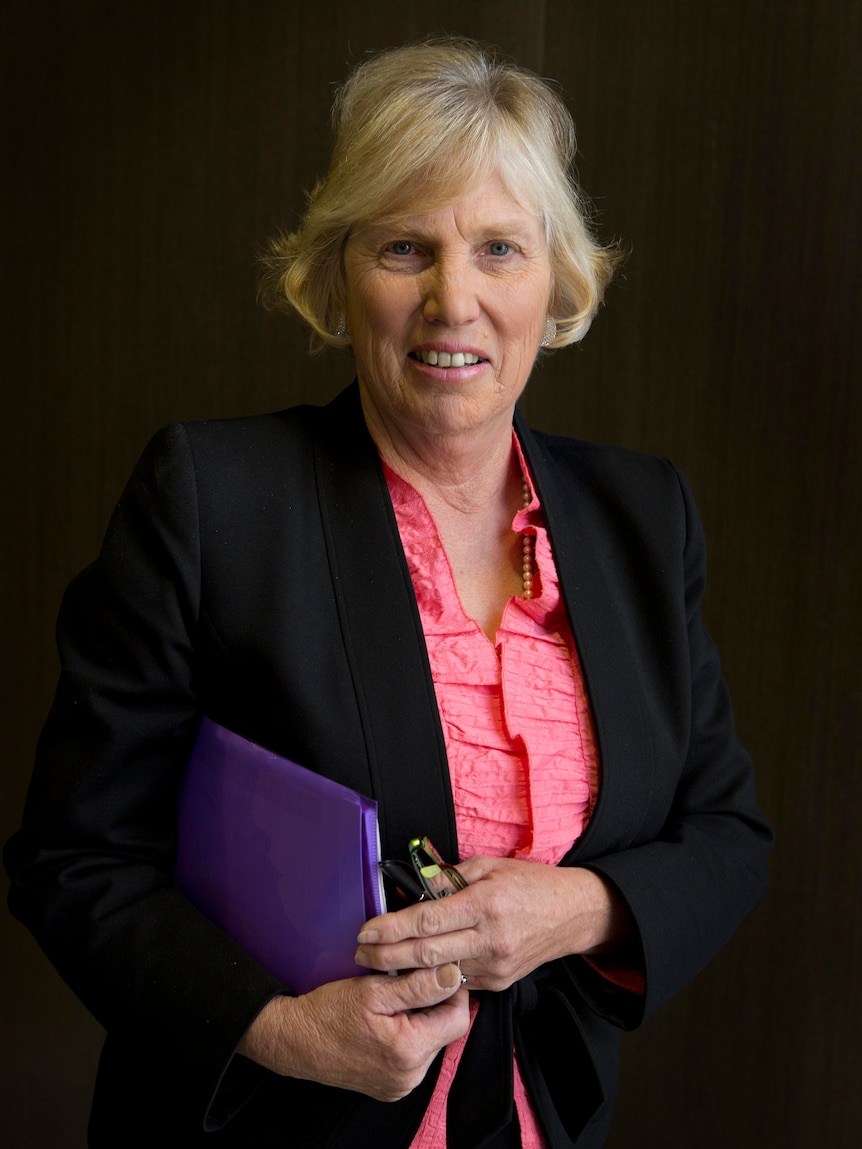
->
<box><xmin>355</xmin><ymin>857</ymin><xmax>635</xmax><ymax>992</ymax></box>
<box><xmin>238</xmin><ymin>963</ymin><xmax>469</xmax><ymax>1101</ymax></box>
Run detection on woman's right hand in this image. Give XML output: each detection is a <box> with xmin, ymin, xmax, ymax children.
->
<box><xmin>238</xmin><ymin>963</ymin><xmax>469</xmax><ymax>1102</ymax></box>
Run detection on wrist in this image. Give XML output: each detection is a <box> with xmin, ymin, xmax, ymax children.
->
<box><xmin>239</xmin><ymin>994</ymin><xmax>303</xmax><ymax>1077</ymax></box>
<box><xmin>560</xmin><ymin>867</ymin><xmax>636</xmax><ymax>957</ymax></box>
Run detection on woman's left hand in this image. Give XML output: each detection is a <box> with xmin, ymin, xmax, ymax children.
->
<box><xmin>354</xmin><ymin>856</ymin><xmax>635</xmax><ymax>992</ymax></box>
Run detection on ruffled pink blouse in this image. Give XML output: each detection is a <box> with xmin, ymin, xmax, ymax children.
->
<box><xmin>383</xmin><ymin>441</ymin><xmax>599</xmax><ymax>1149</ymax></box>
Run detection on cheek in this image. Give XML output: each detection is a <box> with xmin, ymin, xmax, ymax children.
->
<box><xmin>507</xmin><ymin>290</ymin><xmax>548</xmax><ymax>345</ymax></box>
<box><xmin>352</xmin><ymin>285</ymin><xmax>416</xmax><ymax>348</ymax></box>
<box><xmin>503</xmin><ymin>274</ymin><xmax>551</xmax><ymax>328</ymax></box>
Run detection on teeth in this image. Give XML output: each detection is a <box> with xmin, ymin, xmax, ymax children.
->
<box><xmin>416</xmin><ymin>350</ymin><xmax>480</xmax><ymax>367</ymax></box>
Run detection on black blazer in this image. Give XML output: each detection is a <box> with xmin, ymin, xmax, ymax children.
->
<box><xmin>5</xmin><ymin>384</ymin><xmax>772</xmax><ymax>1148</ymax></box>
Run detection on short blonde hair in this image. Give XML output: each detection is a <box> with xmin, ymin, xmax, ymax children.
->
<box><xmin>261</xmin><ymin>38</ymin><xmax>620</xmax><ymax>351</ymax></box>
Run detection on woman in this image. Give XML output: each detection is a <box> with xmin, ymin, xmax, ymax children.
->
<box><xmin>5</xmin><ymin>39</ymin><xmax>771</xmax><ymax>1149</ymax></box>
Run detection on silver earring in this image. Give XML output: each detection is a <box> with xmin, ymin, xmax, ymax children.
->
<box><xmin>541</xmin><ymin>316</ymin><xmax>557</xmax><ymax>347</ymax></box>
<box><xmin>335</xmin><ymin>314</ymin><xmax>347</xmax><ymax>339</ymax></box>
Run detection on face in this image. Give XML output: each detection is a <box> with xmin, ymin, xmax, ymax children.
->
<box><xmin>342</xmin><ymin>173</ymin><xmax>553</xmax><ymax>447</ymax></box>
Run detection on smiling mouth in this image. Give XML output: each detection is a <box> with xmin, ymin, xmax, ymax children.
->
<box><xmin>410</xmin><ymin>350</ymin><xmax>485</xmax><ymax>368</ymax></box>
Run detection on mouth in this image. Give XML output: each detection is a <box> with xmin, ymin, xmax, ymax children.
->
<box><xmin>409</xmin><ymin>349</ymin><xmax>486</xmax><ymax>368</ymax></box>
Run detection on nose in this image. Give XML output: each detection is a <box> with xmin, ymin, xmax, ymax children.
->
<box><xmin>421</xmin><ymin>259</ymin><xmax>481</xmax><ymax>327</ymax></box>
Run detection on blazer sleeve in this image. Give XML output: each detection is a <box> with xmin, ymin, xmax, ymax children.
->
<box><xmin>580</xmin><ymin>459</ymin><xmax>773</xmax><ymax>1026</ymax></box>
<box><xmin>4</xmin><ymin>424</ymin><xmax>285</xmax><ymax>1130</ymax></box>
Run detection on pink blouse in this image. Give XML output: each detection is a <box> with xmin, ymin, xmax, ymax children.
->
<box><xmin>383</xmin><ymin>443</ymin><xmax>599</xmax><ymax>1149</ymax></box>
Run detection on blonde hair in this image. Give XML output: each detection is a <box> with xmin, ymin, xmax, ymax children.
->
<box><xmin>261</xmin><ymin>38</ymin><xmax>621</xmax><ymax>351</ymax></box>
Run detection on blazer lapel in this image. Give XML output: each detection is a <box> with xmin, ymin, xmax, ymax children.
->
<box><xmin>515</xmin><ymin>412</ymin><xmax>655</xmax><ymax>862</ymax></box>
<box><xmin>310</xmin><ymin>388</ymin><xmax>652</xmax><ymax>866</ymax></box>
<box><xmin>311</xmin><ymin>385</ymin><xmax>458</xmax><ymax>863</ymax></box>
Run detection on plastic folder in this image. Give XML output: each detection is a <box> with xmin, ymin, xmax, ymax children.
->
<box><xmin>175</xmin><ymin>718</ymin><xmax>385</xmax><ymax>995</ymax></box>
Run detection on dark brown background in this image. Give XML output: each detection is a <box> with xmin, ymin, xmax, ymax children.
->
<box><xmin>2</xmin><ymin>2</ymin><xmax>859</xmax><ymax>1146</ymax></box>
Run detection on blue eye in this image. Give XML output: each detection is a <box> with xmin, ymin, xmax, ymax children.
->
<box><xmin>389</xmin><ymin>241</ymin><xmax>414</xmax><ymax>256</ymax></box>
<box><xmin>488</xmin><ymin>242</ymin><xmax>512</xmax><ymax>257</ymax></box>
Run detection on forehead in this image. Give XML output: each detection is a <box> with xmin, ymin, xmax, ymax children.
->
<box><xmin>358</xmin><ymin>172</ymin><xmax>544</xmax><ymax>240</ymax></box>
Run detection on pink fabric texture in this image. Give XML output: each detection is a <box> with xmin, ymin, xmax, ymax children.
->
<box><xmin>383</xmin><ymin>446</ymin><xmax>598</xmax><ymax>1149</ymax></box>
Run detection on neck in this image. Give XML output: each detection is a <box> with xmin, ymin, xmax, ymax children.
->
<box><xmin>360</xmin><ymin>392</ymin><xmax>518</xmax><ymax>514</ymax></box>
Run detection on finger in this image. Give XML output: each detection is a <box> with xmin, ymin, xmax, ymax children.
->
<box><xmin>356</xmin><ymin>893</ymin><xmax>481</xmax><ymax>972</ymax></box>
<box><xmin>453</xmin><ymin>854</ymin><xmax>496</xmax><ymax>883</ymax></box>
<box><xmin>405</xmin><ymin>983</ymin><xmax>471</xmax><ymax>1049</ymax></box>
<box><xmin>356</xmin><ymin>925</ymin><xmax>480</xmax><ymax>972</ymax></box>
<box><xmin>358</xmin><ymin>891</ymin><xmax>479</xmax><ymax>947</ymax></box>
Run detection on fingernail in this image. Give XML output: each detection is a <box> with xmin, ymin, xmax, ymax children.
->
<box><xmin>356</xmin><ymin>929</ymin><xmax>380</xmax><ymax>945</ymax></box>
<box><xmin>435</xmin><ymin>963</ymin><xmax>461</xmax><ymax>989</ymax></box>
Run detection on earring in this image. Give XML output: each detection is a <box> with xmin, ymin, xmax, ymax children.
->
<box><xmin>335</xmin><ymin>314</ymin><xmax>348</xmax><ymax>339</ymax></box>
<box><xmin>540</xmin><ymin>316</ymin><xmax>557</xmax><ymax>347</ymax></box>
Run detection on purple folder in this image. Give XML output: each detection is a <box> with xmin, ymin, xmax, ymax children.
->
<box><xmin>175</xmin><ymin>719</ymin><xmax>385</xmax><ymax>995</ymax></box>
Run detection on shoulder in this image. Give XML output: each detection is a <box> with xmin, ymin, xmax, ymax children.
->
<box><xmin>528</xmin><ymin>423</ymin><xmax>674</xmax><ymax>479</ymax></box>
<box><xmin>521</xmin><ymin>421</ymin><xmax>691</xmax><ymax>524</ymax></box>
<box><xmin>141</xmin><ymin>383</ymin><xmax>364</xmax><ymax>484</ymax></box>
<box><xmin>127</xmin><ymin>405</ymin><xmax>331</xmax><ymax>504</ymax></box>
<box><xmin>178</xmin><ymin>405</ymin><xmax>322</xmax><ymax>465</ymax></box>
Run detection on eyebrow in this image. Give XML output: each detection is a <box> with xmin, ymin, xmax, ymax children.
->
<box><xmin>355</xmin><ymin>217</ymin><xmax>542</xmax><ymax>246</ymax></box>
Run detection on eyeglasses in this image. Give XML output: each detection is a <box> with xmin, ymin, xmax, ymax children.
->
<box><xmin>380</xmin><ymin>836</ymin><xmax>468</xmax><ymax>907</ymax></box>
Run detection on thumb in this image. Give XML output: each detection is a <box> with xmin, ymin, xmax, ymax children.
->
<box><xmin>377</xmin><ymin>963</ymin><xmax>463</xmax><ymax>1013</ymax></box>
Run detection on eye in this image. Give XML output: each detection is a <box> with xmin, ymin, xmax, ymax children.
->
<box><xmin>487</xmin><ymin>241</ymin><xmax>513</xmax><ymax>257</ymax></box>
<box><xmin>387</xmin><ymin>240</ymin><xmax>415</xmax><ymax>256</ymax></box>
